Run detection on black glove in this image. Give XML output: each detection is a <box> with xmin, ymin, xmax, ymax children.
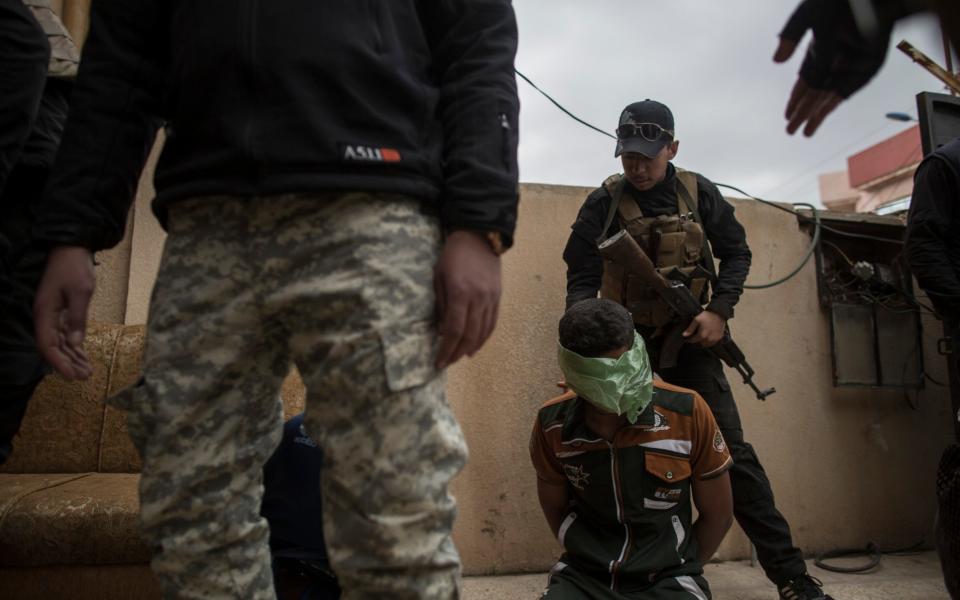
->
<box><xmin>779</xmin><ymin>0</ymin><xmax>897</xmax><ymax>98</ymax></box>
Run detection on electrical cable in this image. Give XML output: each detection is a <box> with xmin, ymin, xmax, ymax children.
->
<box><xmin>899</xmin><ymin>341</ymin><xmax>924</xmax><ymax>410</ymax></box>
<box><xmin>514</xmin><ymin>70</ymin><xmax>836</xmax><ymax>290</ymax></box>
<box><xmin>714</xmin><ymin>183</ymin><xmax>927</xmax><ymax>304</ymax></box>
<box><xmin>515</xmin><ymin>72</ymin><xmax>904</xmax><ymax>242</ymax></box>
<box><xmin>815</xmin><ymin>543</ymin><xmax>883</xmax><ymax>573</ymax></box>
<box><xmin>815</xmin><ymin>223</ymin><xmax>904</xmax><ymax>245</ymax></box>
<box><xmin>514</xmin><ymin>71</ymin><xmax>904</xmax><ymax>287</ymax></box>
<box><xmin>744</xmin><ymin>204</ymin><xmax>821</xmax><ymax>290</ymax></box>
<box><xmin>903</xmin><ymin>294</ymin><xmax>940</xmax><ymax>317</ymax></box>
<box><xmin>711</xmin><ymin>183</ymin><xmax>822</xmax><ymax>289</ymax></box>
<box><xmin>814</xmin><ymin>539</ymin><xmax>925</xmax><ymax>574</ymax></box>
<box><xmin>925</xmin><ymin>370</ymin><xmax>948</xmax><ymax>387</ymax></box>
<box><xmin>716</xmin><ymin>183</ymin><xmax>906</xmax><ymax>245</ymax></box>
<box><xmin>515</xmin><ymin>69</ymin><xmax>901</xmax><ymax>211</ymax></box>
<box><xmin>820</xmin><ymin>239</ymin><xmax>855</xmax><ymax>267</ymax></box>
<box><xmin>517</xmin><ymin>69</ymin><xmax>906</xmax><ymax>246</ymax></box>
<box><xmin>900</xmin><ymin>296</ymin><xmax>941</xmax><ymax>317</ymax></box>
<box><xmin>714</xmin><ymin>183</ymin><xmax>798</xmax><ymax>216</ymax></box>
<box><xmin>515</xmin><ymin>70</ymin><xmax>616</xmax><ymax>140</ymax></box>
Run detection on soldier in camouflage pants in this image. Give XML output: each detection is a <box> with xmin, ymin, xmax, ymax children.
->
<box><xmin>30</xmin><ymin>2</ymin><xmax>518</xmax><ymax>596</ymax></box>
<box><xmin>113</xmin><ymin>193</ymin><xmax>467</xmax><ymax>599</ymax></box>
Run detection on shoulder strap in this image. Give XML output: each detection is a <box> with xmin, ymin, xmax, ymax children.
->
<box><xmin>598</xmin><ymin>174</ymin><xmax>625</xmax><ymax>245</ymax></box>
<box><xmin>675</xmin><ymin>168</ymin><xmax>700</xmax><ymax>218</ymax></box>
<box><xmin>674</xmin><ymin>168</ymin><xmax>718</xmax><ymax>283</ymax></box>
<box><xmin>598</xmin><ymin>173</ymin><xmax>652</xmax><ymax>245</ymax></box>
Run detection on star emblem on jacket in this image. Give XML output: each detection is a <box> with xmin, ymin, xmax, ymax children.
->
<box><xmin>563</xmin><ymin>464</ymin><xmax>591</xmax><ymax>491</ymax></box>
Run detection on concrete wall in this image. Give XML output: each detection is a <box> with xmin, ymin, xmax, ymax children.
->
<box><xmin>447</xmin><ymin>185</ymin><xmax>953</xmax><ymax>574</ymax></box>
<box><xmin>91</xmin><ymin>179</ymin><xmax>953</xmax><ymax>575</ymax></box>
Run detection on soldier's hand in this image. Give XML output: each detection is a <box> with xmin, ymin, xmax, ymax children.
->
<box><xmin>34</xmin><ymin>245</ymin><xmax>95</xmax><ymax>380</ymax></box>
<box><xmin>433</xmin><ymin>230</ymin><xmax>502</xmax><ymax>370</ymax></box>
<box><xmin>682</xmin><ymin>310</ymin><xmax>726</xmax><ymax>348</ymax></box>
<box><xmin>773</xmin><ymin>0</ymin><xmax>891</xmax><ymax>136</ymax></box>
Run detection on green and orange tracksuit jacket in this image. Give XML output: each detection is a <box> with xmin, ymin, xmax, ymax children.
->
<box><xmin>530</xmin><ymin>381</ymin><xmax>732</xmax><ymax>593</ymax></box>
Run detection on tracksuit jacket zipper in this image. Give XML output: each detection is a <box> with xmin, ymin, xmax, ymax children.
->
<box><xmin>608</xmin><ymin>442</ymin><xmax>631</xmax><ymax>591</ymax></box>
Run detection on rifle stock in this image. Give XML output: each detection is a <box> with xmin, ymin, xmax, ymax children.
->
<box><xmin>598</xmin><ymin>230</ymin><xmax>776</xmax><ymax>401</ymax></box>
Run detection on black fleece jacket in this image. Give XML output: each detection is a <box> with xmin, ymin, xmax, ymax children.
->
<box><xmin>34</xmin><ymin>0</ymin><xmax>520</xmax><ymax>252</ymax></box>
<box><xmin>0</xmin><ymin>0</ymin><xmax>49</xmax><ymax>196</ymax></box>
<box><xmin>906</xmin><ymin>138</ymin><xmax>960</xmax><ymax>322</ymax></box>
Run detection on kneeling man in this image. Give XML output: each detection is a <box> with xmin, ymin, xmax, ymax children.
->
<box><xmin>531</xmin><ymin>299</ymin><xmax>733</xmax><ymax>599</ymax></box>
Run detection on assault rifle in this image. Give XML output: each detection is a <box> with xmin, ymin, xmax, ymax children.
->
<box><xmin>598</xmin><ymin>229</ymin><xmax>776</xmax><ymax>401</ymax></box>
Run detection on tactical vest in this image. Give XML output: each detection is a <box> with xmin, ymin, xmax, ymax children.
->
<box><xmin>22</xmin><ymin>0</ymin><xmax>79</xmax><ymax>80</ymax></box>
<box><xmin>598</xmin><ymin>169</ymin><xmax>715</xmax><ymax>328</ymax></box>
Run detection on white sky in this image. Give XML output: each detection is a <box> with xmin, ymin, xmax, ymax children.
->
<box><xmin>514</xmin><ymin>1</ymin><xmax>949</xmax><ymax>206</ymax></box>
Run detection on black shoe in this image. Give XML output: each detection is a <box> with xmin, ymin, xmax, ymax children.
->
<box><xmin>778</xmin><ymin>574</ymin><xmax>833</xmax><ymax>600</ymax></box>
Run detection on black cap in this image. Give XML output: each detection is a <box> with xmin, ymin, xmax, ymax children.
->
<box><xmin>614</xmin><ymin>100</ymin><xmax>675</xmax><ymax>158</ymax></box>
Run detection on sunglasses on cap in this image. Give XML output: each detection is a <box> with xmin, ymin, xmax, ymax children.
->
<box><xmin>616</xmin><ymin>122</ymin><xmax>674</xmax><ymax>142</ymax></box>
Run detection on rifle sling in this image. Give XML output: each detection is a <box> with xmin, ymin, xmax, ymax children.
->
<box><xmin>597</xmin><ymin>177</ymin><xmax>626</xmax><ymax>246</ymax></box>
<box><xmin>675</xmin><ymin>173</ymin><xmax>718</xmax><ymax>284</ymax></box>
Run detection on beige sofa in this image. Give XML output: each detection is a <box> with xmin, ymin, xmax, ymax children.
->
<box><xmin>0</xmin><ymin>322</ymin><xmax>306</xmax><ymax>599</ymax></box>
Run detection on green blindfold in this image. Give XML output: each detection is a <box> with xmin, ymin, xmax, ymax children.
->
<box><xmin>557</xmin><ymin>331</ymin><xmax>654</xmax><ymax>424</ymax></box>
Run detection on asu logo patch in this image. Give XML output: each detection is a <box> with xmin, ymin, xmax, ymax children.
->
<box><xmin>341</xmin><ymin>143</ymin><xmax>402</xmax><ymax>163</ymax></box>
<box><xmin>713</xmin><ymin>430</ymin><xmax>726</xmax><ymax>453</ymax></box>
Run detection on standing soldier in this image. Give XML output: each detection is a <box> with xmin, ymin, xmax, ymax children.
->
<box><xmin>563</xmin><ymin>100</ymin><xmax>833</xmax><ymax>600</ymax></box>
<box><xmin>0</xmin><ymin>0</ymin><xmax>78</xmax><ymax>464</ymax></box>
<box><xmin>905</xmin><ymin>136</ymin><xmax>960</xmax><ymax>599</ymax></box>
<box><xmin>31</xmin><ymin>1</ymin><xmax>519</xmax><ymax>598</ymax></box>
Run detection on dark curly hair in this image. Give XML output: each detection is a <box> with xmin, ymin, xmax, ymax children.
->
<box><xmin>559</xmin><ymin>299</ymin><xmax>634</xmax><ymax>358</ymax></box>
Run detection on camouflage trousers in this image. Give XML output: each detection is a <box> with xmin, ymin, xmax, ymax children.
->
<box><xmin>119</xmin><ymin>192</ymin><xmax>467</xmax><ymax>599</ymax></box>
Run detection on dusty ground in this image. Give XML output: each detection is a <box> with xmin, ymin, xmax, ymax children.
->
<box><xmin>463</xmin><ymin>551</ymin><xmax>950</xmax><ymax>599</ymax></box>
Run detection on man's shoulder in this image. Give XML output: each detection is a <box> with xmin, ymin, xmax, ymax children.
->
<box><xmin>650</xmin><ymin>380</ymin><xmax>697</xmax><ymax>416</ymax></box>
<box><xmin>678</xmin><ymin>168</ymin><xmax>722</xmax><ymax>196</ymax></box>
<box><xmin>571</xmin><ymin>185</ymin><xmax>614</xmax><ymax>239</ymax></box>
<box><xmin>583</xmin><ymin>184</ymin><xmax>611</xmax><ymax>207</ymax></box>
<box><xmin>674</xmin><ymin>165</ymin><xmax>709</xmax><ymax>182</ymax></box>
<box><xmin>537</xmin><ymin>390</ymin><xmax>577</xmax><ymax>428</ymax></box>
<box><xmin>923</xmin><ymin>141</ymin><xmax>960</xmax><ymax>179</ymax></box>
<box><xmin>933</xmin><ymin>138</ymin><xmax>960</xmax><ymax>161</ymax></box>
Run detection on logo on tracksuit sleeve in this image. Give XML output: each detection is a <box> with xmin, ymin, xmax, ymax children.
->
<box><xmin>713</xmin><ymin>430</ymin><xmax>726</xmax><ymax>453</ymax></box>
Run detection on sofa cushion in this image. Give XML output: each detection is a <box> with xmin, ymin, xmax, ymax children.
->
<box><xmin>280</xmin><ymin>366</ymin><xmax>306</xmax><ymax>419</ymax></box>
<box><xmin>4</xmin><ymin>321</ymin><xmax>309</xmax><ymax>475</ymax></box>
<box><xmin>94</xmin><ymin>323</ymin><xmax>308</xmax><ymax>473</ymax></box>
<box><xmin>0</xmin><ymin>473</ymin><xmax>150</xmax><ymax>566</ymax></box>
<box><xmin>0</xmin><ymin>324</ymin><xmax>120</xmax><ymax>474</ymax></box>
<box><xmin>99</xmin><ymin>325</ymin><xmax>147</xmax><ymax>473</ymax></box>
